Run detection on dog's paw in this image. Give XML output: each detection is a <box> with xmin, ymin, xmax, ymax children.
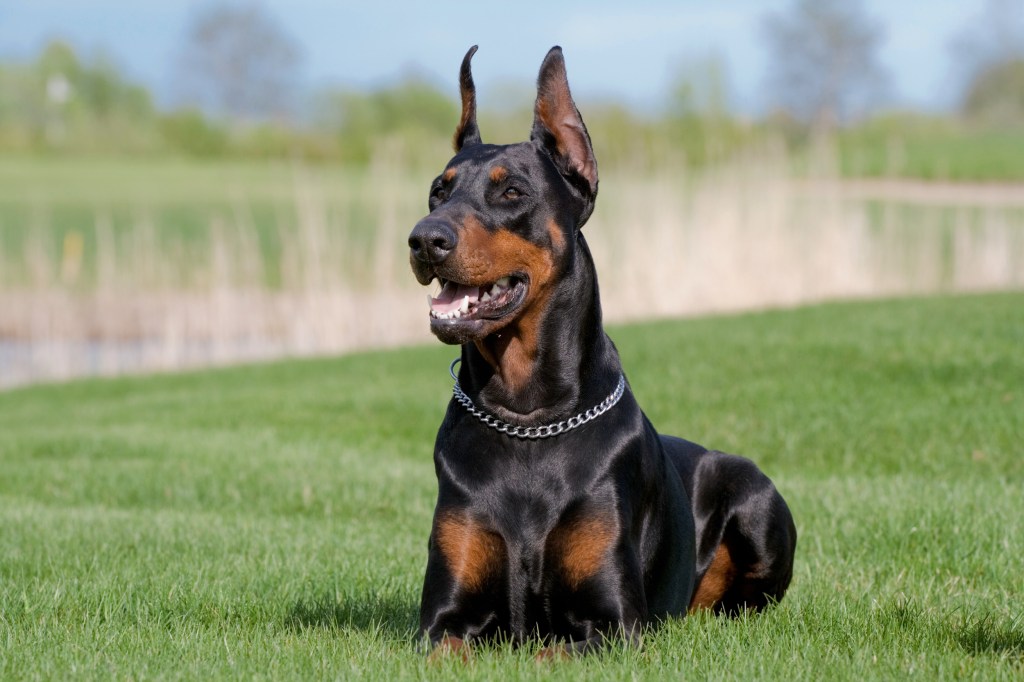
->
<box><xmin>535</xmin><ymin>643</ymin><xmax>572</xmax><ymax>662</ymax></box>
<box><xmin>427</xmin><ymin>636</ymin><xmax>472</xmax><ymax>664</ymax></box>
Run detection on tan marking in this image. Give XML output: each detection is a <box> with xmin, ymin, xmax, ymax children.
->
<box><xmin>689</xmin><ymin>543</ymin><xmax>737</xmax><ymax>611</ymax></box>
<box><xmin>435</xmin><ymin>511</ymin><xmax>504</xmax><ymax>592</ymax></box>
<box><xmin>547</xmin><ymin>218</ymin><xmax>566</xmax><ymax>253</ymax></box>
<box><xmin>489</xmin><ymin>166</ymin><xmax>508</xmax><ymax>183</ymax></box>
<box><xmin>451</xmin><ymin>218</ymin><xmax>558</xmax><ymax>393</ymax></box>
<box><xmin>442</xmin><ymin>167</ymin><xmax>458</xmax><ymax>182</ymax></box>
<box><xmin>535</xmin><ymin>645</ymin><xmax>571</xmax><ymax>661</ymax></box>
<box><xmin>550</xmin><ymin>516</ymin><xmax>617</xmax><ymax>589</ymax></box>
<box><xmin>428</xmin><ymin>635</ymin><xmax>471</xmax><ymax>663</ymax></box>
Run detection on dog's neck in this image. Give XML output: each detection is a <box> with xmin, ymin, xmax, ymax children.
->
<box><xmin>459</xmin><ymin>236</ymin><xmax>621</xmax><ymax>424</ymax></box>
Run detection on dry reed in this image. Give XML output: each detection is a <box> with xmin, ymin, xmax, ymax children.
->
<box><xmin>2</xmin><ymin>144</ymin><xmax>1023</xmax><ymax>389</ymax></box>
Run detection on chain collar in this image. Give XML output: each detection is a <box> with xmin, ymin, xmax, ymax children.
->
<box><xmin>448</xmin><ymin>358</ymin><xmax>625</xmax><ymax>439</ymax></box>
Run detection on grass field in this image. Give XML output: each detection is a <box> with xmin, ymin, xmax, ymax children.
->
<box><xmin>838</xmin><ymin>126</ymin><xmax>1024</xmax><ymax>181</ymax></box>
<box><xmin>1</xmin><ymin>293</ymin><xmax>1022</xmax><ymax>680</ymax></box>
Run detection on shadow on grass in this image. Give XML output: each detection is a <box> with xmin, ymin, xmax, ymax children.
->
<box><xmin>285</xmin><ymin>590</ymin><xmax>418</xmax><ymax>637</ymax></box>
<box><xmin>869</xmin><ymin>599</ymin><xmax>1023</xmax><ymax>661</ymax></box>
<box><xmin>954</xmin><ymin>613</ymin><xmax>1024</xmax><ymax>658</ymax></box>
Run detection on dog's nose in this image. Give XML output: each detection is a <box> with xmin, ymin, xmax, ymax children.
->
<box><xmin>408</xmin><ymin>220</ymin><xmax>457</xmax><ymax>264</ymax></box>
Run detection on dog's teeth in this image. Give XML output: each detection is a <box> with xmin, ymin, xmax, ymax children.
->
<box><xmin>490</xmin><ymin>284</ymin><xmax>502</xmax><ymax>296</ymax></box>
<box><xmin>459</xmin><ymin>295</ymin><xmax>469</xmax><ymax>313</ymax></box>
<box><xmin>453</xmin><ymin>309</ymin><xmax>462</xmax><ymax>318</ymax></box>
<box><xmin>496</xmin><ymin>276</ymin><xmax>510</xmax><ymax>288</ymax></box>
<box><xmin>481</xmin><ymin>291</ymin><xmax>492</xmax><ymax>302</ymax></box>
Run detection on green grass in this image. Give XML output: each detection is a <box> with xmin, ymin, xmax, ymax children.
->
<box><xmin>2</xmin><ymin>294</ymin><xmax>1023</xmax><ymax>680</ymax></box>
<box><xmin>839</xmin><ymin>125</ymin><xmax>1024</xmax><ymax>181</ymax></box>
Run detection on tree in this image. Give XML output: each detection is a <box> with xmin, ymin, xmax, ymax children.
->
<box><xmin>173</xmin><ymin>2</ymin><xmax>302</xmax><ymax>122</ymax></box>
<box><xmin>761</xmin><ymin>0</ymin><xmax>888</xmax><ymax>130</ymax></box>
<box><xmin>0</xmin><ymin>41</ymin><xmax>156</xmax><ymax>150</ymax></box>
<box><xmin>951</xmin><ymin>0</ymin><xmax>1024</xmax><ymax>124</ymax></box>
<box><xmin>962</xmin><ymin>59</ymin><xmax>1024</xmax><ymax>125</ymax></box>
<box><xmin>313</xmin><ymin>76</ymin><xmax>458</xmax><ymax>166</ymax></box>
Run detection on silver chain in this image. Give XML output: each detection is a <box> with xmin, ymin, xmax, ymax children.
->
<box><xmin>448</xmin><ymin>358</ymin><xmax>625</xmax><ymax>439</ymax></box>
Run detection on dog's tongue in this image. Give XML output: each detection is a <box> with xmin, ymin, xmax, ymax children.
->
<box><xmin>430</xmin><ymin>281</ymin><xmax>480</xmax><ymax>314</ymax></box>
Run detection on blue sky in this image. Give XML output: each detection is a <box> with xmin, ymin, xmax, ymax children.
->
<box><xmin>0</xmin><ymin>0</ymin><xmax>988</xmax><ymax>114</ymax></box>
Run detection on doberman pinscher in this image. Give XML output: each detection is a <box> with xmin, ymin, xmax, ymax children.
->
<box><xmin>407</xmin><ymin>45</ymin><xmax>796</xmax><ymax>657</ymax></box>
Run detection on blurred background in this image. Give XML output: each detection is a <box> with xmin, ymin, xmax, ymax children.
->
<box><xmin>1</xmin><ymin>0</ymin><xmax>1022</xmax><ymax>388</ymax></box>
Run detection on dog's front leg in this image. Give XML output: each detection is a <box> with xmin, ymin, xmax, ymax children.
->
<box><xmin>534</xmin><ymin>540</ymin><xmax>650</xmax><ymax>658</ymax></box>
<box><xmin>418</xmin><ymin>511</ymin><xmax>508</xmax><ymax>654</ymax></box>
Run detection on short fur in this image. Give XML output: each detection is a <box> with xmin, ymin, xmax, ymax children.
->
<box><xmin>408</xmin><ymin>46</ymin><xmax>797</xmax><ymax>656</ymax></box>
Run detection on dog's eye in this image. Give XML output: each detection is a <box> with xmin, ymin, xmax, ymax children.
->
<box><xmin>503</xmin><ymin>187</ymin><xmax>522</xmax><ymax>200</ymax></box>
<box><xmin>430</xmin><ymin>186</ymin><xmax>447</xmax><ymax>203</ymax></box>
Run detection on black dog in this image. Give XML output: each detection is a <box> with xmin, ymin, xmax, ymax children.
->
<box><xmin>408</xmin><ymin>46</ymin><xmax>796</xmax><ymax>657</ymax></box>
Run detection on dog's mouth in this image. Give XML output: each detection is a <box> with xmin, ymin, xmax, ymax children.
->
<box><xmin>427</xmin><ymin>275</ymin><xmax>527</xmax><ymax>323</ymax></box>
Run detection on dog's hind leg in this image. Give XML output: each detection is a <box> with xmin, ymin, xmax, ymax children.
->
<box><xmin>663</xmin><ymin>440</ymin><xmax>797</xmax><ymax>614</ymax></box>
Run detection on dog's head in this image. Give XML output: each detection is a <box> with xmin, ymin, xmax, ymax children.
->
<box><xmin>408</xmin><ymin>46</ymin><xmax>598</xmax><ymax>345</ymax></box>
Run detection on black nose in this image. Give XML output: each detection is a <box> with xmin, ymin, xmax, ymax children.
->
<box><xmin>408</xmin><ymin>220</ymin><xmax>457</xmax><ymax>264</ymax></box>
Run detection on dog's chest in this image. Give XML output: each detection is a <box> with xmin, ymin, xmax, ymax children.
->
<box><xmin>440</xmin><ymin>456</ymin><xmax>620</xmax><ymax>580</ymax></box>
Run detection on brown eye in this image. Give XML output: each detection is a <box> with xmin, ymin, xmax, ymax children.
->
<box><xmin>503</xmin><ymin>187</ymin><xmax>522</xmax><ymax>199</ymax></box>
<box><xmin>431</xmin><ymin>186</ymin><xmax>447</xmax><ymax>202</ymax></box>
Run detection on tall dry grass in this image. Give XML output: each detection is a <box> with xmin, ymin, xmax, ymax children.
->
<box><xmin>591</xmin><ymin>143</ymin><xmax>1024</xmax><ymax>319</ymax></box>
<box><xmin>2</xmin><ymin>143</ymin><xmax>1023</xmax><ymax>388</ymax></box>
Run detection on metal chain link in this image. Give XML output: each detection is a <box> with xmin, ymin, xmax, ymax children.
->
<box><xmin>448</xmin><ymin>358</ymin><xmax>625</xmax><ymax>439</ymax></box>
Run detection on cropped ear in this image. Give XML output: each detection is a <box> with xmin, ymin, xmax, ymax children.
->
<box><xmin>453</xmin><ymin>45</ymin><xmax>482</xmax><ymax>151</ymax></box>
<box><xmin>530</xmin><ymin>46</ymin><xmax>598</xmax><ymax>199</ymax></box>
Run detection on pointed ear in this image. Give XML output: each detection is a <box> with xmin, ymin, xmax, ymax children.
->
<box><xmin>530</xmin><ymin>46</ymin><xmax>598</xmax><ymax>197</ymax></box>
<box><xmin>453</xmin><ymin>45</ymin><xmax>482</xmax><ymax>151</ymax></box>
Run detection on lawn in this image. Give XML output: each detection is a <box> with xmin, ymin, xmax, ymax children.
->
<box><xmin>1</xmin><ymin>294</ymin><xmax>1022</xmax><ymax>680</ymax></box>
<box><xmin>838</xmin><ymin>125</ymin><xmax>1024</xmax><ymax>181</ymax></box>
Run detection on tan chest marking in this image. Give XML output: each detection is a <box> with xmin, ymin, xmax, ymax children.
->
<box><xmin>548</xmin><ymin>515</ymin><xmax>617</xmax><ymax>589</ymax></box>
<box><xmin>435</xmin><ymin>512</ymin><xmax>505</xmax><ymax>592</ymax></box>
